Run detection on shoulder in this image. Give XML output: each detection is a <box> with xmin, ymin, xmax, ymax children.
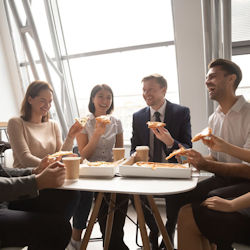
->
<box><xmin>8</xmin><ymin>117</ymin><xmax>24</xmax><ymax>128</ymax></box>
<box><xmin>167</xmin><ymin>101</ymin><xmax>190</xmax><ymax>114</ymax></box>
<box><xmin>133</xmin><ymin>107</ymin><xmax>149</xmax><ymax>118</ymax></box>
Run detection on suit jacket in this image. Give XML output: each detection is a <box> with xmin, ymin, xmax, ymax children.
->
<box><xmin>0</xmin><ymin>165</ymin><xmax>38</xmax><ymax>208</ymax></box>
<box><xmin>130</xmin><ymin>100</ymin><xmax>192</xmax><ymax>163</ymax></box>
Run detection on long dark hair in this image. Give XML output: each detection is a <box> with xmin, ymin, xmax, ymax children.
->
<box><xmin>88</xmin><ymin>84</ymin><xmax>114</xmax><ymax>114</ymax></box>
<box><xmin>20</xmin><ymin>80</ymin><xmax>53</xmax><ymax>122</ymax></box>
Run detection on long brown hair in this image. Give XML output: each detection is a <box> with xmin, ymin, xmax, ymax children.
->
<box><xmin>20</xmin><ymin>80</ymin><xmax>53</xmax><ymax>122</ymax></box>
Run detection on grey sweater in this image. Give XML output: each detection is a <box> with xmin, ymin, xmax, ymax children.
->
<box><xmin>0</xmin><ymin>165</ymin><xmax>38</xmax><ymax>208</ymax></box>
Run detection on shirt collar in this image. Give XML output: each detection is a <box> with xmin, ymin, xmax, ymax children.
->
<box><xmin>216</xmin><ymin>95</ymin><xmax>247</xmax><ymax>114</ymax></box>
<box><xmin>150</xmin><ymin>99</ymin><xmax>167</xmax><ymax>119</ymax></box>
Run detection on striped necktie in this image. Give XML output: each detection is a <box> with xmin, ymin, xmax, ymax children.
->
<box><xmin>153</xmin><ymin>111</ymin><xmax>162</xmax><ymax>162</ymax></box>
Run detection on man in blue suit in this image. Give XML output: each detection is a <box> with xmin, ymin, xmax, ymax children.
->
<box><xmin>130</xmin><ymin>74</ymin><xmax>192</xmax><ymax>249</ymax></box>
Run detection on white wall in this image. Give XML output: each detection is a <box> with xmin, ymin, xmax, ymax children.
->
<box><xmin>0</xmin><ymin>1</ymin><xmax>22</xmax><ymax>121</ymax></box>
<box><xmin>172</xmin><ymin>0</ymin><xmax>209</xmax><ymax>154</ymax></box>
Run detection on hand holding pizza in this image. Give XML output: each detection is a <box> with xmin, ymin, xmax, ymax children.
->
<box><xmin>151</xmin><ymin>126</ymin><xmax>174</xmax><ymax>147</ymax></box>
<box><xmin>202</xmin><ymin>134</ymin><xmax>228</xmax><ymax>153</ymax></box>
<box><xmin>68</xmin><ymin>120</ymin><xmax>85</xmax><ymax>139</ymax></box>
<box><xmin>178</xmin><ymin>149</ymin><xmax>208</xmax><ymax>170</ymax></box>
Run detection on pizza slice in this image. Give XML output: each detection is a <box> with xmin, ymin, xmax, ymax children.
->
<box><xmin>192</xmin><ymin>127</ymin><xmax>212</xmax><ymax>142</ymax></box>
<box><xmin>75</xmin><ymin>117</ymin><xmax>89</xmax><ymax>127</ymax></box>
<box><xmin>95</xmin><ymin>115</ymin><xmax>111</xmax><ymax>124</ymax></box>
<box><xmin>48</xmin><ymin>151</ymin><xmax>74</xmax><ymax>159</ymax></box>
<box><xmin>147</xmin><ymin>121</ymin><xmax>166</xmax><ymax>129</ymax></box>
<box><xmin>165</xmin><ymin>147</ymin><xmax>187</xmax><ymax>161</ymax></box>
<box><xmin>86</xmin><ymin>161</ymin><xmax>114</xmax><ymax>167</ymax></box>
<box><xmin>135</xmin><ymin>161</ymin><xmax>187</xmax><ymax>170</ymax></box>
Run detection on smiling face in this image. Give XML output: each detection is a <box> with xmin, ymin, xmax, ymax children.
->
<box><xmin>28</xmin><ymin>89</ymin><xmax>53</xmax><ymax>118</ymax></box>
<box><xmin>205</xmin><ymin>66</ymin><xmax>234</xmax><ymax>101</ymax></box>
<box><xmin>142</xmin><ymin>78</ymin><xmax>166</xmax><ymax>110</ymax></box>
<box><xmin>92</xmin><ymin>89</ymin><xmax>113</xmax><ymax>116</ymax></box>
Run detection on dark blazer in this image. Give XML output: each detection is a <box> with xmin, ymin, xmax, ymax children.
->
<box><xmin>130</xmin><ymin>100</ymin><xmax>192</xmax><ymax>163</ymax></box>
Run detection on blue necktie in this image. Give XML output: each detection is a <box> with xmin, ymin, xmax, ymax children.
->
<box><xmin>153</xmin><ymin>111</ymin><xmax>162</xmax><ymax>162</ymax></box>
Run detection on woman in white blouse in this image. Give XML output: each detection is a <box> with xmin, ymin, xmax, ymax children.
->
<box><xmin>68</xmin><ymin>84</ymin><xmax>129</xmax><ymax>250</ymax></box>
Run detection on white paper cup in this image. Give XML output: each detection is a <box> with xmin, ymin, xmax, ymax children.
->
<box><xmin>112</xmin><ymin>148</ymin><xmax>125</xmax><ymax>162</ymax></box>
<box><xmin>63</xmin><ymin>157</ymin><xmax>81</xmax><ymax>180</ymax></box>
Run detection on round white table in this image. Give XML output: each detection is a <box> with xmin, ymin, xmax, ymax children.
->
<box><xmin>61</xmin><ymin>176</ymin><xmax>198</xmax><ymax>250</ymax></box>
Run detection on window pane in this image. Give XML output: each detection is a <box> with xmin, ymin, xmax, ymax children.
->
<box><xmin>58</xmin><ymin>0</ymin><xmax>174</xmax><ymax>54</ymax></box>
<box><xmin>68</xmin><ymin>46</ymin><xmax>179</xmax><ymax>143</ymax></box>
<box><xmin>232</xmin><ymin>0</ymin><xmax>250</xmax><ymax>42</ymax></box>
<box><xmin>233</xmin><ymin>54</ymin><xmax>250</xmax><ymax>101</ymax></box>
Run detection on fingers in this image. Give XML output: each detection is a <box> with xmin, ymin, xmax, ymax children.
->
<box><xmin>48</xmin><ymin>161</ymin><xmax>65</xmax><ymax>169</ymax></box>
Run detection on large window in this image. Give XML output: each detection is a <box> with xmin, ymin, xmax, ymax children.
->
<box><xmin>5</xmin><ymin>0</ymin><xmax>178</xmax><ymax>144</ymax></box>
<box><xmin>232</xmin><ymin>0</ymin><xmax>250</xmax><ymax>100</ymax></box>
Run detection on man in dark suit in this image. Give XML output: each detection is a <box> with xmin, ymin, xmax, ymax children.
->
<box><xmin>130</xmin><ymin>74</ymin><xmax>192</xmax><ymax>248</ymax></box>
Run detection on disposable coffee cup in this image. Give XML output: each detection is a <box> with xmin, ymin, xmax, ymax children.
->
<box><xmin>112</xmin><ymin>148</ymin><xmax>125</xmax><ymax>162</ymax></box>
<box><xmin>135</xmin><ymin>146</ymin><xmax>149</xmax><ymax>162</ymax></box>
<box><xmin>62</xmin><ymin>157</ymin><xmax>81</xmax><ymax>180</ymax></box>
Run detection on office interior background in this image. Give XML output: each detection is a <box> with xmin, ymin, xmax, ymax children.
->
<box><xmin>0</xmin><ymin>0</ymin><xmax>249</xmax><ymax>154</ymax></box>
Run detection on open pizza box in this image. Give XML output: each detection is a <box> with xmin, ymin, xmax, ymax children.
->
<box><xmin>79</xmin><ymin>158</ymin><xmax>127</xmax><ymax>178</ymax></box>
<box><xmin>119</xmin><ymin>155</ymin><xmax>192</xmax><ymax>179</ymax></box>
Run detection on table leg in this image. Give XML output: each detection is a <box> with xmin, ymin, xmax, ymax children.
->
<box><xmin>147</xmin><ymin>195</ymin><xmax>174</xmax><ymax>250</ymax></box>
<box><xmin>133</xmin><ymin>194</ymin><xmax>150</xmax><ymax>250</ymax></box>
<box><xmin>80</xmin><ymin>192</ymin><xmax>104</xmax><ymax>250</ymax></box>
<box><xmin>104</xmin><ymin>193</ymin><xmax>116</xmax><ymax>250</ymax></box>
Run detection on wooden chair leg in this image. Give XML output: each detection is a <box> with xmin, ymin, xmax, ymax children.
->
<box><xmin>80</xmin><ymin>192</ymin><xmax>104</xmax><ymax>250</ymax></box>
<box><xmin>104</xmin><ymin>193</ymin><xmax>116</xmax><ymax>250</ymax></box>
<box><xmin>147</xmin><ymin>195</ymin><xmax>174</xmax><ymax>250</ymax></box>
<box><xmin>133</xmin><ymin>194</ymin><xmax>150</xmax><ymax>250</ymax></box>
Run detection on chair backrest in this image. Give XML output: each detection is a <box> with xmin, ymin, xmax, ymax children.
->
<box><xmin>4</xmin><ymin>149</ymin><xmax>14</xmax><ymax>168</ymax></box>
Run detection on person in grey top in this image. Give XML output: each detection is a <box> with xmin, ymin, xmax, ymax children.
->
<box><xmin>0</xmin><ymin>158</ymin><xmax>79</xmax><ymax>250</ymax></box>
<box><xmin>68</xmin><ymin>84</ymin><xmax>129</xmax><ymax>250</ymax></box>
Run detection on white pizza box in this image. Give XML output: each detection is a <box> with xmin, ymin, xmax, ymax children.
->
<box><xmin>79</xmin><ymin>159</ymin><xmax>126</xmax><ymax>178</ymax></box>
<box><xmin>119</xmin><ymin>157</ymin><xmax>191</xmax><ymax>179</ymax></box>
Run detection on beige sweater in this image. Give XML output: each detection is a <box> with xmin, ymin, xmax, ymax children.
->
<box><xmin>7</xmin><ymin>117</ymin><xmax>74</xmax><ymax>168</ymax></box>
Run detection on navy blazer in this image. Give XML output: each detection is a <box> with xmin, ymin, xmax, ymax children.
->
<box><xmin>130</xmin><ymin>100</ymin><xmax>192</xmax><ymax>163</ymax></box>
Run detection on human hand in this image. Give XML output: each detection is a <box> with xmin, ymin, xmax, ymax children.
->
<box><xmin>35</xmin><ymin>161</ymin><xmax>66</xmax><ymax>190</ymax></box>
<box><xmin>68</xmin><ymin>121</ymin><xmax>85</xmax><ymax>139</ymax></box>
<box><xmin>202</xmin><ymin>196</ymin><xmax>234</xmax><ymax>212</ymax></box>
<box><xmin>94</xmin><ymin>120</ymin><xmax>106</xmax><ymax>136</ymax></box>
<box><xmin>202</xmin><ymin>134</ymin><xmax>228</xmax><ymax>153</ymax></box>
<box><xmin>32</xmin><ymin>155</ymin><xmax>58</xmax><ymax>175</ymax></box>
<box><xmin>179</xmin><ymin>149</ymin><xmax>207</xmax><ymax>170</ymax></box>
<box><xmin>151</xmin><ymin>127</ymin><xmax>174</xmax><ymax>147</ymax></box>
<box><xmin>175</xmin><ymin>144</ymin><xmax>188</xmax><ymax>163</ymax></box>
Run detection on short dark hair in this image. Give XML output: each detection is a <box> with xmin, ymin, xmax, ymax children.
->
<box><xmin>20</xmin><ymin>80</ymin><xmax>53</xmax><ymax>122</ymax></box>
<box><xmin>88</xmin><ymin>84</ymin><xmax>114</xmax><ymax>114</ymax></box>
<box><xmin>208</xmin><ymin>58</ymin><xmax>242</xmax><ymax>89</ymax></box>
<box><xmin>142</xmin><ymin>73</ymin><xmax>167</xmax><ymax>89</ymax></box>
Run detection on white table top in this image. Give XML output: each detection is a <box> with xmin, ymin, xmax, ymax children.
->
<box><xmin>61</xmin><ymin>176</ymin><xmax>198</xmax><ymax>195</ymax></box>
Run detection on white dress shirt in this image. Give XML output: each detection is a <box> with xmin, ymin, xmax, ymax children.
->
<box><xmin>209</xmin><ymin>95</ymin><xmax>250</xmax><ymax>164</ymax></box>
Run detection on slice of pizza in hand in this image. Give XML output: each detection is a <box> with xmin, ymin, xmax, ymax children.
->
<box><xmin>48</xmin><ymin>151</ymin><xmax>74</xmax><ymax>159</ymax></box>
<box><xmin>147</xmin><ymin>121</ymin><xmax>166</xmax><ymax>129</ymax></box>
<box><xmin>75</xmin><ymin>117</ymin><xmax>89</xmax><ymax>127</ymax></box>
<box><xmin>192</xmin><ymin>127</ymin><xmax>212</xmax><ymax>142</ymax></box>
<box><xmin>95</xmin><ymin>115</ymin><xmax>111</xmax><ymax>124</ymax></box>
<box><xmin>165</xmin><ymin>147</ymin><xmax>187</xmax><ymax>161</ymax></box>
